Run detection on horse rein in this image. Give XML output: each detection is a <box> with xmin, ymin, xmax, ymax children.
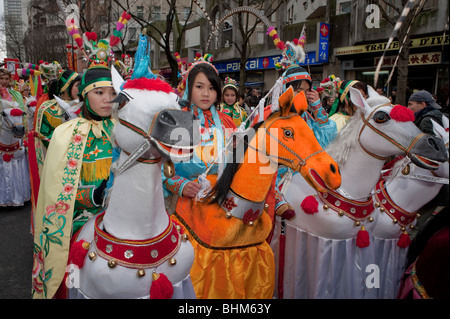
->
<box><xmin>247</xmin><ymin>113</ymin><xmax>324</xmax><ymax>170</ymax></box>
<box><xmin>358</xmin><ymin>103</ymin><xmax>424</xmax><ymax>161</ymax></box>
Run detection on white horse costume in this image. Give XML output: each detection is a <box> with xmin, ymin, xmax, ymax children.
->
<box><xmin>67</xmin><ymin>67</ymin><xmax>199</xmax><ymax>299</ymax></box>
<box><xmin>271</xmin><ymin>87</ymin><xmax>447</xmax><ymax>298</ymax></box>
<box><xmin>0</xmin><ymin>100</ymin><xmax>31</xmax><ymax>207</ymax></box>
<box><xmin>371</xmin><ymin>117</ymin><xmax>449</xmax><ymax>298</ymax></box>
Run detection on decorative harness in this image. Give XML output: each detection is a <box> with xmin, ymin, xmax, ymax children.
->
<box><xmin>358</xmin><ymin>103</ymin><xmax>424</xmax><ymax>161</ymax></box>
<box><xmin>245</xmin><ymin>113</ymin><xmax>324</xmax><ymax>171</ymax></box>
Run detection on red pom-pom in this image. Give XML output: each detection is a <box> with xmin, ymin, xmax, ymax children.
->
<box><xmin>10</xmin><ymin>109</ymin><xmax>24</xmax><ymax>116</ymax></box>
<box><xmin>276</xmin><ymin>41</ymin><xmax>286</xmax><ymax>50</ymax></box>
<box><xmin>300</xmin><ymin>195</ymin><xmax>319</xmax><ymax>215</ymax></box>
<box><xmin>29</xmin><ymin>101</ymin><xmax>38</xmax><ymax>107</ymax></box>
<box><xmin>150</xmin><ymin>273</ymin><xmax>173</xmax><ymax>299</ymax></box>
<box><xmin>397</xmin><ymin>231</ymin><xmax>411</xmax><ymax>248</ymax></box>
<box><xmin>75</xmin><ymin>38</ymin><xmax>83</xmax><ymax>48</ymax></box>
<box><xmin>110</xmin><ymin>35</ymin><xmax>120</xmax><ymax>47</ymax></box>
<box><xmin>356</xmin><ymin>226</ymin><xmax>370</xmax><ymax>248</ymax></box>
<box><xmin>122</xmin><ymin>77</ymin><xmax>173</xmax><ymax>94</ymax></box>
<box><xmin>2</xmin><ymin>153</ymin><xmax>13</xmax><ymax>162</ymax></box>
<box><xmin>390</xmin><ymin>105</ymin><xmax>415</xmax><ymax>122</ymax></box>
<box><xmin>292</xmin><ymin>38</ymin><xmax>299</xmax><ymax>45</ymax></box>
<box><xmin>68</xmin><ymin>240</ymin><xmax>90</xmax><ymax>268</ymax></box>
<box><xmin>39</xmin><ymin>60</ymin><xmax>44</xmax><ymax>64</ymax></box>
<box><xmin>316</xmin><ymin>87</ymin><xmax>324</xmax><ymax>93</ymax></box>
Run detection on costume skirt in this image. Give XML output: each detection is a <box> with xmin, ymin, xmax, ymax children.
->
<box><xmin>271</xmin><ymin>216</ymin><xmax>379</xmax><ymax>299</ymax></box>
<box><xmin>0</xmin><ymin>152</ymin><xmax>31</xmax><ymax>207</ymax></box>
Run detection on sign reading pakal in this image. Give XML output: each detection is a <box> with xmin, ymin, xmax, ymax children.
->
<box><xmin>334</xmin><ymin>35</ymin><xmax>449</xmax><ymax>56</ymax></box>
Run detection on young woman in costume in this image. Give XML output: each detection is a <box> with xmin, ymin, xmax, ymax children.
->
<box><xmin>0</xmin><ymin>68</ymin><xmax>26</xmax><ymax>123</ymax></box>
<box><xmin>162</xmin><ymin>61</ymin><xmax>236</xmax><ymax>200</ymax></box>
<box><xmin>34</xmin><ymin>69</ymin><xmax>82</xmax><ymax>149</ymax></box>
<box><xmin>218</xmin><ymin>77</ymin><xmax>248</xmax><ymax>128</ymax></box>
<box><xmin>328</xmin><ymin>80</ymin><xmax>368</xmax><ymax>131</ymax></box>
<box><xmin>32</xmin><ymin>66</ymin><xmax>116</xmax><ymax>299</ymax></box>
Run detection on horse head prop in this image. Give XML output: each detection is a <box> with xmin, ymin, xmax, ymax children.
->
<box><xmin>0</xmin><ymin>100</ymin><xmax>26</xmax><ymax>139</ymax></box>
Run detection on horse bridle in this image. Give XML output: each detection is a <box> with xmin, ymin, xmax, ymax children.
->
<box><xmin>1</xmin><ymin>111</ymin><xmax>24</xmax><ymax>137</ymax></box>
<box><xmin>358</xmin><ymin>103</ymin><xmax>424</xmax><ymax>161</ymax></box>
<box><xmin>246</xmin><ymin>113</ymin><xmax>324</xmax><ymax>171</ymax></box>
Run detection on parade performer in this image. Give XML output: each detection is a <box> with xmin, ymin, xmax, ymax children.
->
<box><xmin>0</xmin><ymin>68</ymin><xmax>26</xmax><ymax>119</ymax></box>
<box><xmin>162</xmin><ymin>56</ymin><xmax>236</xmax><ymax>201</ymax></box>
<box><xmin>328</xmin><ymin>80</ymin><xmax>368</xmax><ymax>131</ymax></box>
<box><xmin>34</xmin><ymin>69</ymin><xmax>81</xmax><ymax>150</ymax></box>
<box><xmin>32</xmin><ymin>39</ymin><xmax>116</xmax><ymax>299</ymax></box>
<box><xmin>218</xmin><ymin>77</ymin><xmax>248</xmax><ymax>128</ymax></box>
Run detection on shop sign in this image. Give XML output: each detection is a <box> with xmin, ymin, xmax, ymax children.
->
<box><xmin>374</xmin><ymin>52</ymin><xmax>442</xmax><ymax>66</ymax></box>
<box><xmin>335</xmin><ymin>35</ymin><xmax>449</xmax><ymax>56</ymax></box>
<box><xmin>213</xmin><ymin>52</ymin><xmax>321</xmax><ymax>73</ymax></box>
<box><xmin>317</xmin><ymin>23</ymin><xmax>329</xmax><ymax>63</ymax></box>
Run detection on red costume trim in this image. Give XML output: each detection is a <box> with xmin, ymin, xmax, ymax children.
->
<box><xmin>317</xmin><ymin>190</ymin><xmax>375</xmax><ymax>222</ymax></box>
<box><xmin>374</xmin><ymin>180</ymin><xmax>416</xmax><ymax>227</ymax></box>
<box><xmin>0</xmin><ymin>140</ymin><xmax>21</xmax><ymax>153</ymax></box>
<box><xmin>94</xmin><ymin>213</ymin><xmax>181</xmax><ymax>269</ymax></box>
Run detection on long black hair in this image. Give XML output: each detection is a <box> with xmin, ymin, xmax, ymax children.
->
<box><xmin>206</xmin><ymin>121</ymin><xmax>265</xmax><ymax>205</ymax></box>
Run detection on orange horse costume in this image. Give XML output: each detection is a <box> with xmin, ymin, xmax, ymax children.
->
<box><xmin>171</xmin><ymin>88</ymin><xmax>342</xmax><ymax>298</ymax></box>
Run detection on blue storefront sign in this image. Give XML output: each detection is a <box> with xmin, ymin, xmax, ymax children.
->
<box><xmin>213</xmin><ymin>52</ymin><xmax>321</xmax><ymax>73</ymax></box>
<box><xmin>317</xmin><ymin>23</ymin><xmax>330</xmax><ymax>63</ymax></box>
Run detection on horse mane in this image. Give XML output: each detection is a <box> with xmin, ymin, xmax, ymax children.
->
<box><xmin>325</xmin><ymin>95</ymin><xmax>391</xmax><ymax>166</ymax></box>
<box><xmin>325</xmin><ymin>108</ymin><xmax>363</xmax><ymax>166</ymax></box>
<box><xmin>206</xmin><ymin>121</ymin><xmax>265</xmax><ymax>205</ymax></box>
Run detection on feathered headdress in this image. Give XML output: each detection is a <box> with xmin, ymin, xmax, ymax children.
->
<box><xmin>320</xmin><ymin>74</ymin><xmax>341</xmax><ymax>98</ymax></box>
<box><xmin>175</xmin><ymin>53</ymin><xmax>216</xmax><ymax>97</ymax></box>
<box><xmin>39</xmin><ymin>61</ymin><xmax>63</xmax><ymax>80</ymax></box>
<box><xmin>222</xmin><ymin>77</ymin><xmax>238</xmax><ymax>92</ymax></box>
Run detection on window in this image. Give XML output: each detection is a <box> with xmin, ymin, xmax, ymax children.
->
<box><xmin>153</xmin><ymin>6</ymin><xmax>161</xmax><ymax>20</ymax></box>
<box><xmin>182</xmin><ymin>7</ymin><xmax>191</xmax><ymax>21</ymax></box>
<box><xmin>137</xmin><ymin>6</ymin><xmax>144</xmax><ymax>19</ymax></box>
<box><xmin>339</xmin><ymin>1</ymin><xmax>351</xmax><ymax>13</ymax></box>
<box><xmin>129</xmin><ymin>27</ymin><xmax>137</xmax><ymax>41</ymax></box>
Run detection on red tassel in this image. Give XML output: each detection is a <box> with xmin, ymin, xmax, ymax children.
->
<box><xmin>150</xmin><ymin>273</ymin><xmax>173</xmax><ymax>299</ymax></box>
<box><xmin>110</xmin><ymin>35</ymin><xmax>120</xmax><ymax>47</ymax></box>
<box><xmin>69</xmin><ymin>240</ymin><xmax>90</xmax><ymax>268</ymax></box>
<box><xmin>397</xmin><ymin>231</ymin><xmax>411</xmax><ymax>248</ymax></box>
<box><xmin>2</xmin><ymin>153</ymin><xmax>13</xmax><ymax>162</ymax></box>
<box><xmin>301</xmin><ymin>195</ymin><xmax>319</xmax><ymax>215</ymax></box>
<box><xmin>356</xmin><ymin>226</ymin><xmax>370</xmax><ymax>248</ymax></box>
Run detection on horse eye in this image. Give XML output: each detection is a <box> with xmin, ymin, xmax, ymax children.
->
<box><xmin>373</xmin><ymin>111</ymin><xmax>391</xmax><ymax>123</ymax></box>
<box><xmin>283</xmin><ymin>128</ymin><xmax>294</xmax><ymax>139</ymax></box>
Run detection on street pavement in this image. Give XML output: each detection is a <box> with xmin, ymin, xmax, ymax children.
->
<box><xmin>0</xmin><ymin>201</ymin><xmax>34</xmax><ymax>299</ymax></box>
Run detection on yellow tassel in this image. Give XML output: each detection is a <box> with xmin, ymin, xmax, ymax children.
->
<box><xmin>268</xmin><ymin>29</ymin><xmax>277</xmax><ymax>37</ymax></box>
<box><xmin>80</xmin><ymin>158</ymin><xmax>112</xmax><ymax>183</ymax></box>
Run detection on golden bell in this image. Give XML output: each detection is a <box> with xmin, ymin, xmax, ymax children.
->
<box><xmin>163</xmin><ymin>160</ymin><xmax>175</xmax><ymax>178</ymax></box>
<box><xmin>354</xmin><ymin>221</ymin><xmax>361</xmax><ymax>226</ymax></box>
<box><xmin>379</xmin><ymin>207</ymin><xmax>385</xmax><ymax>212</ymax></box>
<box><xmin>323</xmin><ymin>204</ymin><xmax>329</xmax><ymax>210</ymax></box>
<box><xmin>392</xmin><ymin>218</ymin><xmax>398</xmax><ymax>224</ymax></box>
<box><xmin>374</xmin><ymin>202</ymin><xmax>380</xmax><ymax>208</ymax></box>
<box><xmin>169</xmin><ymin>258</ymin><xmax>177</xmax><ymax>266</ymax></box>
<box><xmin>181</xmin><ymin>233</ymin><xmax>189</xmax><ymax>241</ymax></box>
<box><xmin>225</xmin><ymin>212</ymin><xmax>232</xmax><ymax>219</ymax></box>
<box><xmin>401</xmin><ymin>164</ymin><xmax>410</xmax><ymax>175</ymax></box>
<box><xmin>108</xmin><ymin>259</ymin><xmax>117</xmax><ymax>268</ymax></box>
<box><xmin>137</xmin><ymin>269</ymin><xmax>146</xmax><ymax>277</ymax></box>
<box><xmin>88</xmin><ymin>251</ymin><xmax>97</xmax><ymax>261</ymax></box>
<box><xmin>368</xmin><ymin>217</ymin><xmax>374</xmax><ymax>222</ymax></box>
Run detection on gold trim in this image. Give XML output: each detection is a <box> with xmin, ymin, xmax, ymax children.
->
<box><xmin>81</xmin><ymin>81</ymin><xmax>113</xmax><ymax>96</ymax></box>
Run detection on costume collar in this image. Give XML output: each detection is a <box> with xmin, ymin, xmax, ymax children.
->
<box><xmin>220</xmin><ymin>188</ymin><xmax>267</xmax><ymax>225</ymax></box>
<box><xmin>318</xmin><ymin>189</ymin><xmax>375</xmax><ymax>222</ymax></box>
<box><xmin>373</xmin><ymin>180</ymin><xmax>416</xmax><ymax>227</ymax></box>
<box><xmin>94</xmin><ymin>212</ymin><xmax>182</xmax><ymax>269</ymax></box>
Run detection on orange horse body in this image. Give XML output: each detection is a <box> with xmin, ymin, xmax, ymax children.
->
<box><xmin>171</xmin><ymin>88</ymin><xmax>341</xmax><ymax>298</ymax></box>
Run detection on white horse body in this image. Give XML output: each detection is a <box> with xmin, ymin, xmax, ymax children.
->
<box><xmin>70</xmin><ymin>70</ymin><xmax>197</xmax><ymax>299</ymax></box>
<box><xmin>371</xmin><ymin>117</ymin><xmax>449</xmax><ymax>298</ymax></box>
<box><xmin>271</xmin><ymin>87</ymin><xmax>447</xmax><ymax>298</ymax></box>
<box><xmin>0</xmin><ymin>100</ymin><xmax>30</xmax><ymax>207</ymax></box>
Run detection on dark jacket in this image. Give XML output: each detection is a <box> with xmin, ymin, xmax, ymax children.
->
<box><xmin>414</xmin><ymin>106</ymin><xmax>448</xmax><ymax>135</ymax></box>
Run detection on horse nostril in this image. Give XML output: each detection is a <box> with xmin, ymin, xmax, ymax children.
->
<box><xmin>427</xmin><ymin>137</ymin><xmax>440</xmax><ymax>151</ymax></box>
<box><xmin>330</xmin><ymin>164</ymin><xmax>337</xmax><ymax>174</ymax></box>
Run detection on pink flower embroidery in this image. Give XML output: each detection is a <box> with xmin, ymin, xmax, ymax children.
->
<box><xmin>62</xmin><ymin>183</ymin><xmax>74</xmax><ymax>195</ymax></box>
<box><xmin>67</xmin><ymin>158</ymin><xmax>78</xmax><ymax>170</ymax></box>
<box><xmin>72</xmin><ymin>134</ymin><xmax>83</xmax><ymax>145</ymax></box>
<box><xmin>45</xmin><ymin>201</ymin><xmax>69</xmax><ymax>215</ymax></box>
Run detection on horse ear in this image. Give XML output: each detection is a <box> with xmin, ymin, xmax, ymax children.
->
<box><xmin>349</xmin><ymin>86</ymin><xmax>370</xmax><ymax>113</ymax></box>
<box><xmin>292</xmin><ymin>91</ymin><xmax>307</xmax><ymax>115</ymax></box>
<box><xmin>111</xmin><ymin>66</ymin><xmax>125</xmax><ymax>93</ymax></box>
<box><xmin>431</xmin><ymin>118</ymin><xmax>447</xmax><ymax>141</ymax></box>
<box><xmin>54</xmin><ymin>96</ymin><xmax>70</xmax><ymax>112</ymax></box>
<box><xmin>279</xmin><ymin>86</ymin><xmax>294</xmax><ymax>117</ymax></box>
<box><xmin>367</xmin><ymin>85</ymin><xmax>378</xmax><ymax>98</ymax></box>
